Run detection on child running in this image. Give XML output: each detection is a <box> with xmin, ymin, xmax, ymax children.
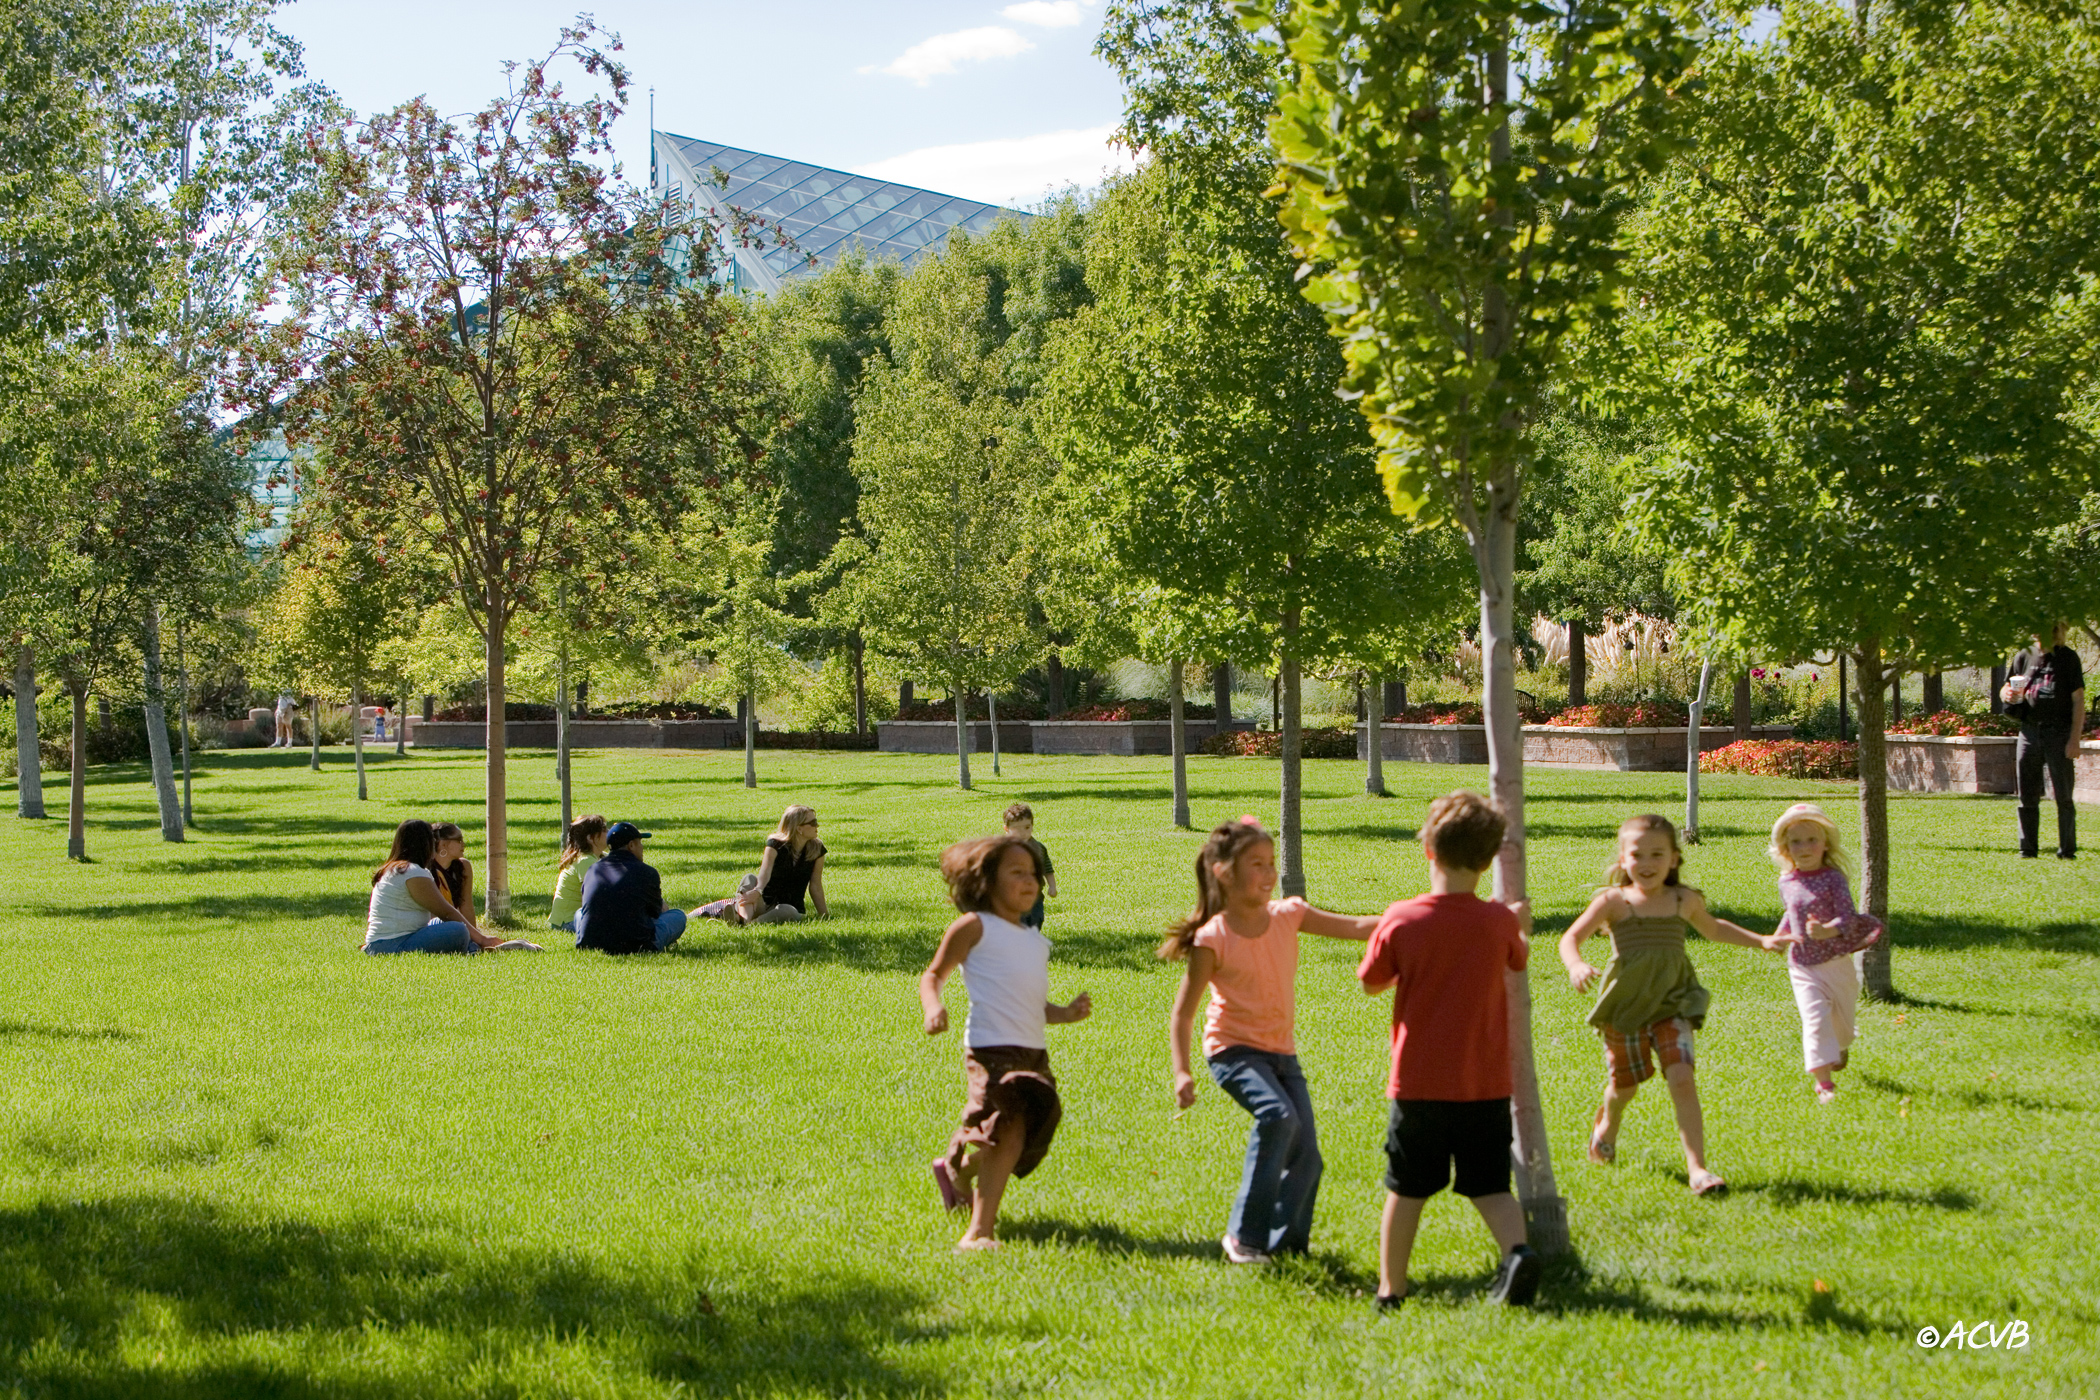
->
<box><xmin>1003</xmin><ymin>803</ymin><xmax>1057</xmax><ymax>929</ymax></box>
<box><xmin>548</xmin><ymin>814</ymin><xmax>608</xmax><ymax>934</ymax></box>
<box><xmin>1769</xmin><ymin>803</ymin><xmax>1883</xmax><ymax>1105</ymax></box>
<box><xmin>1163</xmin><ymin>817</ymin><xmax>1377</xmax><ymax>1264</ymax></box>
<box><xmin>919</xmin><ymin>834</ymin><xmax>1092</xmax><ymax>1251</ymax></box>
<box><xmin>1558</xmin><ymin>813</ymin><xmax>1796</xmax><ymax>1196</ymax></box>
<box><xmin>1358</xmin><ymin>792</ymin><xmax>1540</xmax><ymax>1309</ymax></box>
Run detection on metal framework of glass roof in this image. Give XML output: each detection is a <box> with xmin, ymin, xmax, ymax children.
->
<box><xmin>652</xmin><ymin>131</ymin><xmax>1030</xmax><ymax>294</ymax></box>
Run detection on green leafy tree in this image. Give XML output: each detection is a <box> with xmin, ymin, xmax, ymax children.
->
<box><xmin>688</xmin><ymin>483</ymin><xmax>803</xmax><ymax>789</ymax></box>
<box><xmin>1612</xmin><ymin>0</ymin><xmax>2100</xmax><ymax>998</ymax></box>
<box><xmin>1265</xmin><ymin>0</ymin><xmax>1705</xmax><ymax>1251</ymax></box>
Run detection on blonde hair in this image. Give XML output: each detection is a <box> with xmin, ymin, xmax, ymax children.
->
<box><xmin>1768</xmin><ymin>803</ymin><xmax>1853</xmax><ymax>878</ymax></box>
<box><xmin>775</xmin><ymin>804</ymin><xmax>819</xmax><ymax>850</ymax></box>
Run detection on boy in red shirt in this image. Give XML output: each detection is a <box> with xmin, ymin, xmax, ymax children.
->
<box><xmin>1358</xmin><ymin>790</ymin><xmax>1540</xmax><ymax>1310</ymax></box>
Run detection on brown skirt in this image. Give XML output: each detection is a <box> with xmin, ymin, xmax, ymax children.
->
<box><xmin>944</xmin><ymin>1045</ymin><xmax>1062</xmax><ymax>1181</ymax></box>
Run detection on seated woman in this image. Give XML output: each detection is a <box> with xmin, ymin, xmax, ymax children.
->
<box><xmin>752</xmin><ymin>804</ymin><xmax>828</xmax><ymax>923</ymax></box>
<box><xmin>424</xmin><ymin>820</ymin><xmax>540</xmax><ymax>951</ymax></box>
<box><xmin>549</xmin><ymin>814</ymin><xmax>609</xmax><ymax>933</ymax></box>
<box><xmin>365</xmin><ymin>819</ymin><xmax>480</xmax><ymax>954</ymax></box>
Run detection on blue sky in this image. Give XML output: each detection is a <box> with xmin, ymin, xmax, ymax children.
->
<box><xmin>273</xmin><ymin>0</ymin><xmax>1136</xmax><ymax>209</ymax></box>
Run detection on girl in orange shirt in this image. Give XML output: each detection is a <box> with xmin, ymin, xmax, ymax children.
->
<box><xmin>1164</xmin><ymin>817</ymin><xmax>1377</xmax><ymax>1263</ymax></box>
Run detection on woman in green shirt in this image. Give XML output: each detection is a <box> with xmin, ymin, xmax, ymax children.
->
<box><xmin>550</xmin><ymin>814</ymin><xmax>609</xmax><ymax>932</ymax></box>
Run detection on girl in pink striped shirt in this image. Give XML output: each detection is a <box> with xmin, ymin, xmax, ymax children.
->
<box><xmin>1770</xmin><ymin>803</ymin><xmax>1883</xmax><ymax>1105</ymax></box>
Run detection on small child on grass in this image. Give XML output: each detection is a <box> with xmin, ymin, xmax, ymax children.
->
<box><xmin>1769</xmin><ymin>803</ymin><xmax>1883</xmax><ymax>1104</ymax></box>
<box><xmin>1002</xmin><ymin>803</ymin><xmax>1057</xmax><ymax>929</ymax></box>
<box><xmin>919</xmin><ymin>834</ymin><xmax>1092</xmax><ymax>1251</ymax></box>
<box><xmin>1358</xmin><ymin>790</ymin><xmax>1541</xmax><ymax>1310</ymax></box>
<box><xmin>1558</xmin><ymin>814</ymin><xmax>1796</xmax><ymax>1196</ymax></box>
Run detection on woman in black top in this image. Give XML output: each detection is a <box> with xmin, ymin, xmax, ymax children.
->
<box><xmin>752</xmin><ymin>804</ymin><xmax>829</xmax><ymax>922</ymax></box>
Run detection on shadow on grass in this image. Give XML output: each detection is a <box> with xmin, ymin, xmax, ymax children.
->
<box><xmin>0</xmin><ymin>1196</ymin><xmax>946</xmax><ymax>1398</ymax></box>
<box><xmin>20</xmin><ymin>893</ymin><xmax>363</xmax><ymax>924</ymax></box>
<box><xmin>1734</xmin><ymin>1176</ymin><xmax>1982</xmax><ymax>1211</ymax></box>
<box><xmin>0</xmin><ymin>1020</ymin><xmax>135</xmax><ymax>1042</ymax></box>
<box><xmin>675</xmin><ymin>920</ymin><xmax>1156</xmax><ymax>974</ymax></box>
<box><xmin>999</xmin><ymin>1216</ymin><xmax>1220</xmax><ymax>1261</ymax></box>
<box><xmin>1535</xmin><ymin>1258</ymin><xmax>1907</xmax><ymax>1337</ymax></box>
<box><xmin>1856</xmin><ymin>1072</ymin><xmax>2082</xmax><ymax>1115</ymax></box>
<box><xmin>1890</xmin><ymin>916</ymin><xmax>2099</xmax><ymax>956</ymax></box>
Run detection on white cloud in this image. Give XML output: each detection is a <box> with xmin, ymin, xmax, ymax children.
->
<box><xmin>860</xmin><ymin>26</ymin><xmax>1035</xmax><ymax>86</ymax></box>
<box><xmin>862</xmin><ymin>125</ymin><xmax>1137</xmax><ymax>208</ymax></box>
<box><xmin>1001</xmin><ymin>1</ymin><xmax>1085</xmax><ymax>26</ymax></box>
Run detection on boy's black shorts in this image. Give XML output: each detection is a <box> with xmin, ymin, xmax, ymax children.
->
<box><xmin>1384</xmin><ymin>1097</ymin><xmax>1512</xmax><ymax>1199</ymax></box>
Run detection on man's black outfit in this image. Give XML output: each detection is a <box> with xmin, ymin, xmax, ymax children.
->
<box><xmin>2006</xmin><ymin>644</ymin><xmax>2084</xmax><ymax>859</ymax></box>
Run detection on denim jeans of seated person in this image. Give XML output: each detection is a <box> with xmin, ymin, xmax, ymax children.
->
<box><xmin>365</xmin><ymin>921</ymin><xmax>475</xmax><ymax>955</ymax></box>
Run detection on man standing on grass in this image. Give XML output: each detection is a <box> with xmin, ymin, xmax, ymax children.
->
<box><xmin>576</xmin><ymin>822</ymin><xmax>688</xmax><ymax>953</ymax></box>
<box><xmin>2002</xmin><ymin>623</ymin><xmax>2086</xmax><ymax>860</ymax></box>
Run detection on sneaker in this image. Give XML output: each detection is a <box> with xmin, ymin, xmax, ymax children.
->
<box><xmin>1220</xmin><ymin>1234</ymin><xmax>1270</xmax><ymax>1265</ymax></box>
<box><xmin>493</xmin><ymin>940</ymin><xmax>544</xmax><ymax>952</ymax></box>
<box><xmin>1815</xmin><ymin>1080</ymin><xmax>1838</xmax><ymax>1105</ymax></box>
<box><xmin>1486</xmin><ymin>1244</ymin><xmax>1542</xmax><ymax>1306</ymax></box>
<box><xmin>1376</xmin><ymin>1291</ymin><xmax>1407</xmax><ymax>1313</ymax></box>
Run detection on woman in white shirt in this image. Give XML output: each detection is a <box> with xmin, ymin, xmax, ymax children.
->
<box><xmin>364</xmin><ymin>819</ymin><xmax>487</xmax><ymax>954</ymax></box>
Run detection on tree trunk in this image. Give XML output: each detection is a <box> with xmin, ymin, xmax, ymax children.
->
<box><xmin>1279</xmin><ymin>608</ymin><xmax>1305</xmax><ymax>898</ymax></box>
<box><xmin>1921</xmin><ymin>670</ymin><xmax>1943</xmax><ymax>716</ymax></box>
<box><xmin>851</xmin><ymin>633</ymin><xmax>867</xmax><ymax>736</ymax></box>
<box><xmin>1384</xmin><ymin>677</ymin><xmax>1406</xmax><ymax>717</ymax></box>
<box><xmin>1990</xmin><ymin>664</ymin><xmax>2006</xmax><ymax>715</ymax></box>
<box><xmin>989</xmin><ymin>690</ymin><xmax>1002</xmax><ymax>777</ymax></box>
<box><xmin>1889</xmin><ymin>673</ymin><xmax>1902</xmax><ymax>723</ymax></box>
<box><xmin>1733</xmin><ymin>669</ymin><xmax>1752</xmax><ymax>743</ymax></box>
<box><xmin>557</xmin><ymin>643</ymin><xmax>572</xmax><ymax>838</ymax></box>
<box><xmin>900</xmin><ymin>679</ymin><xmax>914</xmax><ymax>711</ymax></box>
<box><xmin>743</xmin><ymin>690</ymin><xmax>757</xmax><ymax>789</ymax></box>
<box><xmin>67</xmin><ymin>680</ymin><xmax>87</xmax><ymax>860</ymax></box>
<box><xmin>1169</xmin><ymin>658</ymin><xmax>1190</xmax><ymax>829</ymax></box>
<box><xmin>308</xmin><ymin>695</ymin><xmax>321</xmax><ymax>771</ymax></box>
<box><xmin>1046</xmin><ymin>653</ymin><xmax>1065</xmax><ymax>717</ymax></box>
<box><xmin>483</xmin><ymin>612</ymin><xmax>511</xmax><ymax>922</ymax></box>
<box><xmin>1685</xmin><ymin>658</ymin><xmax>1713</xmax><ymax>843</ymax></box>
<box><xmin>1270</xmin><ymin>672</ymin><xmax>1280</xmax><ymax>732</ymax></box>
<box><xmin>352</xmin><ymin>680</ymin><xmax>368</xmax><ymax>801</ymax></box>
<box><xmin>1214</xmin><ymin>662</ymin><xmax>1233</xmax><ymax>726</ymax></box>
<box><xmin>573</xmin><ymin>679</ymin><xmax>587</xmax><ymax>718</ymax></box>
<box><xmin>1365</xmin><ymin>676</ymin><xmax>1387</xmax><ymax>797</ymax></box>
<box><xmin>15</xmin><ymin>644</ymin><xmax>44</xmax><ymax>819</ymax></box>
<box><xmin>174</xmin><ymin>622</ymin><xmax>193</xmax><ymax>826</ymax></box>
<box><xmin>141</xmin><ymin>610</ymin><xmax>182</xmax><ymax>843</ymax></box>
<box><xmin>1838</xmin><ymin>655</ymin><xmax>1849</xmax><ymax>740</ymax></box>
<box><xmin>953</xmin><ymin>676</ymin><xmax>972</xmax><ymax>791</ymax></box>
<box><xmin>395</xmin><ymin>698</ymin><xmax>407</xmax><ymax>757</ymax></box>
<box><xmin>1855</xmin><ymin>641</ymin><xmax>1894</xmax><ymax>1000</ymax></box>
<box><xmin>1567</xmin><ymin>618</ymin><xmax>1586</xmax><ymax>707</ymax></box>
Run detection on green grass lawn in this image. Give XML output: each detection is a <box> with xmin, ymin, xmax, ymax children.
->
<box><xmin>2</xmin><ymin>745</ymin><xmax>2095</xmax><ymax>1398</ymax></box>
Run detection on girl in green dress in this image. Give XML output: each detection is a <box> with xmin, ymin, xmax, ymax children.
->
<box><xmin>1557</xmin><ymin>814</ymin><xmax>1796</xmax><ymax>1196</ymax></box>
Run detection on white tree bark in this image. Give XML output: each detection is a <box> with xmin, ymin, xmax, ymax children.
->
<box><xmin>1365</xmin><ymin>677</ymin><xmax>1387</xmax><ymax>796</ymax></box>
<box><xmin>1685</xmin><ymin>658</ymin><xmax>1714</xmax><ymax>842</ymax></box>
<box><xmin>352</xmin><ymin>680</ymin><xmax>368</xmax><ymax>800</ymax></box>
<box><xmin>308</xmin><ymin>695</ymin><xmax>321</xmax><ymax>772</ymax></box>
<box><xmin>954</xmin><ymin>676</ymin><xmax>972</xmax><ymax>791</ymax></box>
<box><xmin>989</xmin><ymin>690</ymin><xmax>1002</xmax><ymax>777</ymax></box>
<box><xmin>1279</xmin><ymin>609</ymin><xmax>1305</xmax><ymax>898</ymax></box>
<box><xmin>14</xmin><ymin>644</ymin><xmax>44</xmax><ymax>819</ymax></box>
<box><xmin>141</xmin><ymin>609</ymin><xmax>184</xmax><ymax>842</ymax></box>
<box><xmin>742</xmin><ymin>692</ymin><xmax>757</xmax><ymax>789</ymax></box>
<box><xmin>556</xmin><ymin>642</ymin><xmax>572</xmax><ymax>839</ymax></box>
<box><xmin>483</xmin><ymin>609</ymin><xmax>511</xmax><ymax>920</ymax></box>
<box><xmin>174</xmin><ymin>622</ymin><xmax>193</xmax><ymax>827</ymax></box>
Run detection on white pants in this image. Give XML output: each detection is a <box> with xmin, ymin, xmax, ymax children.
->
<box><xmin>1789</xmin><ymin>954</ymin><xmax>1861</xmax><ymax>1073</ymax></box>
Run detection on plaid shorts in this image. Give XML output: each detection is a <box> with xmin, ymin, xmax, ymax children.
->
<box><xmin>1600</xmin><ymin>1016</ymin><xmax>1696</xmax><ymax>1089</ymax></box>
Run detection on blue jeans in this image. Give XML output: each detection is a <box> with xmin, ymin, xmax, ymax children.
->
<box><xmin>652</xmin><ymin>909</ymin><xmax>687</xmax><ymax>950</ymax></box>
<box><xmin>1208</xmin><ymin>1047</ymin><xmax>1322</xmax><ymax>1254</ymax></box>
<box><xmin>365</xmin><ymin>921</ymin><xmax>475</xmax><ymax>955</ymax></box>
<box><xmin>550</xmin><ymin>919</ymin><xmax>576</xmax><ymax>934</ymax></box>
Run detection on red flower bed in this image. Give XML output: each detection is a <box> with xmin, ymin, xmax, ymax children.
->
<box><xmin>1700</xmin><ymin>739</ymin><xmax>1858</xmax><ymax>780</ymax></box>
<box><xmin>1058</xmin><ymin>700</ymin><xmax>1218</xmax><ymax>722</ymax></box>
<box><xmin>1546</xmin><ymin>701</ymin><xmax>1690</xmax><ymax>728</ymax></box>
<box><xmin>1385</xmin><ymin>702</ymin><xmax>1483</xmax><ymax>725</ymax></box>
<box><xmin>1887</xmin><ymin>710</ymin><xmax>2020</xmax><ymax>738</ymax></box>
<box><xmin>1201</xmin><ymin>727</ymin><xmax>1357</xmax><ymax>759</ymax></box>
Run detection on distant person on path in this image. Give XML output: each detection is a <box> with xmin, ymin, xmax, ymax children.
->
<box><xmin>273</xmin><ymin>691</ymin><xmax>297</xmax><ymax>748</ymax></box>
<box><xmin>751</xmin><ymin>805</ymin><xmax>828</xmax><ymax>923</ymax></box>
<box><xmin>1160</xmin><ymin>817</ymin><xmax>1376</xmax><ymax>1265</ymax></box>
<box><xmin>2003</xmin><ymin>623</ymin><xmax>2086</xmax><ymax>859</ymax></box>
<box><xmin>920</xmin><ymin>834</ymin><xmax>1092</xmax><ymax>1252</ymax></box>
<box><xmin>1768</xmin><ymin>804</ymin><xmax>1882</xmax><ymax>1106</ymax></box>
<box><xmin>549</xmin><ymin>814</ymin><xmax>609</xmax><ymax>934</ymax></box>
<box><xmin>1003</xmin><ymin>803</ymin><xmax>1057</xmax><ymax>929</ymax></box>
<box><xmin>576</xmin><ymin>821</ymin><xmax>687</xmax><ymax>954</ymax></box>
<box><xmin>364</xmin><ymin>820</ymin><xmax>538</xmax><ymax>954</ymax></box>
<box><xmin>1357</xmin><ymin>791</ymin><xmax>1541</xmax><ymax>1309</ymax></box>
<box><xmin>1559</xmin><ymin>814</ymin><xmax>1796</xmax><ymax>1198</ymax></box>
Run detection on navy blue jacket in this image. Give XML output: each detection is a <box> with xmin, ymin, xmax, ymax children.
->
<box><xmin>576</xmin><ymin>846</ymin><xmax>665</xmax><ymax>954</ymax></box>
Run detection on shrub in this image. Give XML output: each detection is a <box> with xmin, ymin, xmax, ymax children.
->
<box><xmin>894</xmin><ymin>698</ymin><xmax>1047</xmax><ymax>722</ymax></box>
<box><xmin>1888</xmin><ymin>710</ymin><xmax>2021</xmax><ymax>737</ymax></box>
<box><xmin>1700</xmin><ymin>739</ymin><xmax>1858</xmax><ymax>780</ymax></box>
<box><xmin>1056</xmin><ymin>700</ymin><xmax>1218</xmax><ymax>722</ymax></box>
<box><xmin>1386</xmin><ymin>701</ymin><xmax>1483</xmax><ymax>725</ymax></box>
<box><xmin>1201</xmin><ymin>726</ymin><xmax>1357</xmax><ymax>759</ymax></box>
<box><xmin>1547</xmin><ymin>701</ymin><xmax>1691</xmax><ymax>728</ymax></box>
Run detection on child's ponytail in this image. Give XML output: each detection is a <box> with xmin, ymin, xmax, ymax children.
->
<box><xmin>558</xmin><ymin>813</ymin><xmax>608</xmax><ymax>872</ymax></box>
<box><xmin>1159</xmin><ymin>817</ymin><xmax>1272</xmax><ymax>960</ymax></box>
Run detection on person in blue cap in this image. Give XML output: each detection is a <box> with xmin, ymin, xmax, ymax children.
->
<box><xmin>576</xmin><ymin>821</ymin><xmax>687</xmax><ymax>953</ymax></box>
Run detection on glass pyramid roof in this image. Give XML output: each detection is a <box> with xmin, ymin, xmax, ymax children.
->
<box><xmin>654</xmin><ymin>132</ymin><xmax>1030</xmax><ymax>290</ymax></box>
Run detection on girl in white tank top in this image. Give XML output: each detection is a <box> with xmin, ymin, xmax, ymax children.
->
<box><xmin>919</xmin><ymin>833</ymin><xmax>1093</xmax><ymax>1251</ymax></box>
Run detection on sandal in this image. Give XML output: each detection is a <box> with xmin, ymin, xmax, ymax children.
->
<box><xmin>1587</xmin><ymin>1108</ymin><xmax>1616</xmax><ymax>1166</ymax></box>
<box><xmin>1690</xmin><ymin>1169</ymin><xmax>1727</xmax><ymax>1197</ymax></box>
